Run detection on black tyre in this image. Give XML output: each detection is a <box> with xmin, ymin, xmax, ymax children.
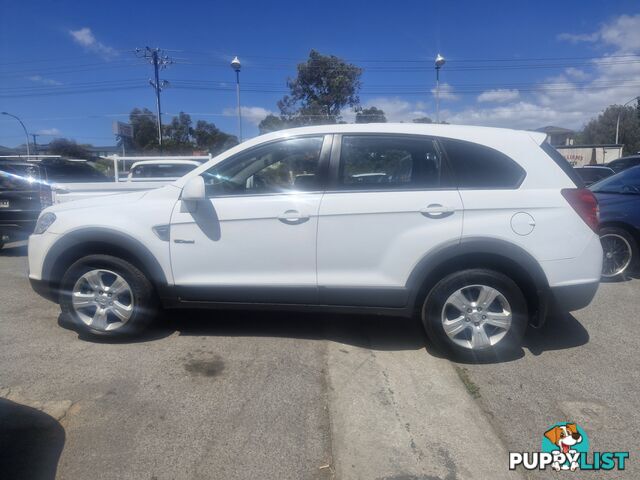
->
<box><xmin>600</xmin><ymin>227</ymin><xmax>637</xmax><ymax>279</ymax></box>
<box><xmin>60</xmin><ymin>254</ymin><xmax>158</xmax><ymax>337</ymax></box>
<box><xmin>422</xmin><ymin>269</ymin><xmax>527</xmax><ymax>360</ymax></box>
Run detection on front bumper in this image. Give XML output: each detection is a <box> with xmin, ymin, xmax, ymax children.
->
<box><xmin>549</xmin><ymin>281</ymin><xmax>600</xmax><ymax>312</ymax></box>
<box><xmin>29</xmin><ymin>277</ymin><xmax>58</xmax><ymax>303</ymax></box>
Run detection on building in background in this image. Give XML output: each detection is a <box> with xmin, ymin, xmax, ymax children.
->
<box><xmin>536</xmin><ymin>126</ymin><xmax>623</xmax><ymax>166</ymax></box>
<box><xmin>555</xmin><ymin>144</ymin><xmax>623</xmax><ymax>166</ymax></box>
<box><xmin>536</xmin><ymin>126</ymin><xmax>576</xmax><ymax>146</ymax></box>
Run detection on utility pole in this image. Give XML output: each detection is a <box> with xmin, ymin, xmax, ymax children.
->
<box><xmin>136</xmin><ymin>47</ymin><xmax>172</xmax><ymax>148</ymax></box>
<box><xmin>31</xmin><ymin>134</ymin><xmax>39</xmax><ymax>155</ymax></box>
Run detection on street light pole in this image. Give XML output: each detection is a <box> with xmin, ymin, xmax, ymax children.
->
<box><xmin>1</xmin><ymin>111</ymin><xmax>30</xmax><ymax>157</ymax></box>
<box><xmin>231</xmin><ymin>56</ymin><xmax>243</xmax><ymax>142</ymax></box>
<box><xmin>434</xmin><ymin>54</ymin><xmax>446</xmax><ymax>123</ymax></box>
<box><xmin>615</xmin><ymin>96</ymin><xmax>640</xmax><ymax>145</ymax></box>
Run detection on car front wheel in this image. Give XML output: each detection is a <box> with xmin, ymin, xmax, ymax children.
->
<box><xmin>60</xmin><ymin>254</ymin><xmax>157</xmax><ymax>337</ymax></box>
<box><xmin>422</xmin><ymin>269</ymin><xmax>527</xmax><ymax>360</ymax></box>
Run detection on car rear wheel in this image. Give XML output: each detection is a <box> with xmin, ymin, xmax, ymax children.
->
<box><xmin>422</xmin><ymin>269</ymin><xmax>527</xmax><ymax>360</ymax></box>
<box><xmin>600</xmin><ymin>227</ymin><xmax>636</xmax><ymax>279</ymax></box>
<box><xmin>60</xmin><ymin>254</ymin><xmax>157</xmax><ymax>337</ymax></box>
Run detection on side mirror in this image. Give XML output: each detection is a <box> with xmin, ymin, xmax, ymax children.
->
<box><xmin>182</xmin><ymin>175</ymin><xmax>206</xmax><ymax>202</ymax></box>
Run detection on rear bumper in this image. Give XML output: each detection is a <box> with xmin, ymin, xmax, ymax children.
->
<box><xmin>29</xmin><ymin>277</ymin><xmax>58</xmax><ymax>303</ymax></box>
<box><xmin>549</xmin><ymin>281</ymin><xmax>599</xmax><ymax>312</ymax></box>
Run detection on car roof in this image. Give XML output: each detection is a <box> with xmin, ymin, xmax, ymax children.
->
<box><xmin>248</xmin><ymin>122</ymin><xmax>547</xmax><ymax>146</ymax></box>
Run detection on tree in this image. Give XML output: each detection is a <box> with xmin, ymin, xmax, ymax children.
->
<box><xmin>264</xmin><ymin>50</ymin><xmax>363</xmax><ymax>129</ymax></box>
<box><xmin>412</xmin><ymin>116</ymin><xmax>433</xmax><ymax>124</ymax></box>
<box><xmin>355</xmin><ymin>106</ymin><xmax>387</xmax><ymax>123</ymax></box>
<box><xmin>579</xmin><ymin>103</ymin><xmax>640</xmax><ymax>155</ymax></box>
<box><xmin>130</xmin><ymin>108</ymin><xmax>159</xmax><ymax>151</ymax></box>
<box><xmin>164</xmin><ymin>112</ymin><xmax>194</xmax><ymax>152</ymax></box>
<box><xmin>258</xmin><ymin>114</ymin><xmax>289</xmax><ymax>134</ymax></box>
<box><xmin>47</xmin><ymin>138</ymin><xmax>91</xmax><ymax>158</ymax></box>
<box><xmin>127</xmin><ymin>108</ymin><xmax>237</xmax><ymax>155</ymax></box>
<box><xmin>193</xmin><ymin>120</ymin><xmax>238</xmax><ymax>155</ymax></box>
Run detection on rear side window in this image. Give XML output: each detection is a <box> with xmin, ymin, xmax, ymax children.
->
<box><xmin>338</xmin><ymin>135</ymin><xmax>451</xmax><ymax>189</ymax></box>
<box><xmin>540</xmin><ymin>142</ymin><xmax>583</xmax><ymax>187</ymax></box>
<box><xmin>440</xmin><ymin>138</ymin><xmax>526</xmax><ymax>189</ymax></box>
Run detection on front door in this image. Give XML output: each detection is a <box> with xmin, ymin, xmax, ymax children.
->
<box><xmin>170</xmin><ymin>135</ymin><xmax>330</xmax><ymax>303</ymax></box>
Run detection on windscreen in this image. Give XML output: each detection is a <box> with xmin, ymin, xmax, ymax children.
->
<box><xmin>0</xmin><ymin>163</ymin><xmax>42</xmax><ymax>191</ymax></box>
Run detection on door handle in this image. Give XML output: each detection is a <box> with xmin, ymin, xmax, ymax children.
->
<box><xmin>420</xmin><ymin>204</ymin><xmax>455</xmax><ymax>219</ymax></box>
<box><xmin>174</xmin><ymin>239</ymin><xmax>195</xmax><ymax>244</ymax></box>
<box><xmin>278</xmin><ymin>209</ymin><xmax>310</xmax><ymax>225</ymax></box>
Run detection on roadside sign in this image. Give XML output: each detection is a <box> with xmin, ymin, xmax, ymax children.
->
<box><xmin>112</xmin><ymin>121</ymin><xmax>133</xmax><ymax>138</ymax></box>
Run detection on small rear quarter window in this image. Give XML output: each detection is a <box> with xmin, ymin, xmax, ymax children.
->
<box><xmin>439</xmin><ymin>138</ymin><xmax>525</xmax><ymax>189</ymax></box>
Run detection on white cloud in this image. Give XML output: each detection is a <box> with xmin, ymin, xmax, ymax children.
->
<box><xmin>564</xmin><ymin>67</ymin><xmax>589</xmax><ymax>80</ymax></box>
<box><xmin>444</xmin><ymin>14</ymin><xmax>640</xmax><ymax>130</ymax></box>
<box><xmin>223</xmin><ymin>106</ymin><xmax>274</xmax><ymax>125</ymax></box>
<box><xmin>37</xmin><ymin>128</ymin><xmax>62</xmax><ymax>136</ymax></box>
<box><xmin>477</xmin><ymin>89</ymin><xmax>520</xmax><ymax>103</ymax></box>
<box><xmin>27</xmin><ymin>75</ymin><xmax>62</xmax><ymax>86</ymax></box>
<box><xmin>558</xmin><ymin>14</ymin><xmax>640</xmax><ymax>52</ymax></box>
<box><xmin>430</xmin><ymin>82</ymin><xmax>459</xmax><ymax>101</ymax></box>
<box><xmin>68</xmin><ymin>27</ymin><xmax>118</xmax><ymax>59</ymax></box>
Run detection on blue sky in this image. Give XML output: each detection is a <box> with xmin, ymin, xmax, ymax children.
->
<box><xmin>1</xmin><ymin>0</ymin><xmax>640</xmax><ymax>147</ymax></box>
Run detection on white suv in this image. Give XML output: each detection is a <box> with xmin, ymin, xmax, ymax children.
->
<box><xmin>28</xmin><ymin>124</ymin><xmax>602</xmax><ymax>359</ymax></box>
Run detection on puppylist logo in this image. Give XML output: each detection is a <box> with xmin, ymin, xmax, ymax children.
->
<box><xmin>509</xmin><ymin>422</ymin><xmax>629</xmax><ymax>472</ymax></box>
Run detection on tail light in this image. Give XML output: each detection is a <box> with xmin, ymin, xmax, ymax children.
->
<box><xmin>561</xmin><ymin>188</ymin><xmax>599</xmax><ymax>232</ymax></box>
<box><xmin>40</xmin><ymin>185</ymin><xmax>53</xmax><ymax>208</ymax></box>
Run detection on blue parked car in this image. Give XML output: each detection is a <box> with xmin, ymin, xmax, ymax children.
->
<box><xmin>590</xmin><ymin>165</ymin><xmax>640</xmax><ymax>278</ymax></box>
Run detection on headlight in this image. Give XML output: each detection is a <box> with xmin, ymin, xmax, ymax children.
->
<box><xmin>34</xmin><ymin>212</ymin><xmax>56</xmax><ymax>234</ymax></box>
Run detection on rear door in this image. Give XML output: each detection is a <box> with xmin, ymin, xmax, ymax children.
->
<box><xmin>316</xmin><ymin>134</ymin><xmax>463</xmax><ymax>307</ymax></box>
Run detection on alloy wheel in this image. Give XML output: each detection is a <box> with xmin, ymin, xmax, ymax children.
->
<box><xmin>71</xmin><ymin>269</ymin><xmax>134</xmax><ymax>331</ymax></box>
<box><xmin>441</xmin><ymin>284</ymin><xmax>512</xmax><ymax>350</ymax></box>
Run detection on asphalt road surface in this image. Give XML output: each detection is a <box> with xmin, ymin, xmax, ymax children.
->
<box><xmin>456</xmin><ymin>275</ymin><xmax>639</xmax><ymax>479</ymax></box>
<box><xmin>0</xmin><ymin>241</ymin><xmax>636</xmax><ymax>479</ymax></box>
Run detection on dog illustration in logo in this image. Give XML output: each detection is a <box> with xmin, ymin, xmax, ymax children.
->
<box><xmin>544</xmin><ymin>423</ymin><xmax>583</xmax><ymax>471</ymax></box>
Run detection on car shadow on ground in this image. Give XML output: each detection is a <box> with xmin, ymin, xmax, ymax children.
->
<box><xmin>0</xmin><ymin>398</ymin><xmax>65</xmax><ymax>480</ymax></box>
<box><xmin>60</xmin><ymin>307</ymin><xmax>590</xmax><ymax>361</ymax></box>
<box><xmin>600</xmin><ymin>270</ymin><xmax>640</xmax><ymax>283</ymax></box>
<box><xmin>439</xmin><ymin>312</ymin><xmax>590</xmax><ymax>364</ymax></box>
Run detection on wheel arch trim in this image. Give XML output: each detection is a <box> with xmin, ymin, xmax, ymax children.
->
<box><xmin>406</xmin><ymin>237</ymin><xmax>550</xmax><ymax>324</ymax></box>
<box><xmin>42</xmin><ymin>228</ymin><xmax>168</xmax><ymax>289</ymax></box>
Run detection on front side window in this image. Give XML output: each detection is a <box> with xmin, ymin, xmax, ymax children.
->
<box><xmin>202</xmin><ymin>136</ymin><xmax>324</xmax><ymax>196</ymax></box>
<box><xmin>338</xmin><ymin>135</ymin><xmax>450</xmax><ymax>189</ymax></box>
